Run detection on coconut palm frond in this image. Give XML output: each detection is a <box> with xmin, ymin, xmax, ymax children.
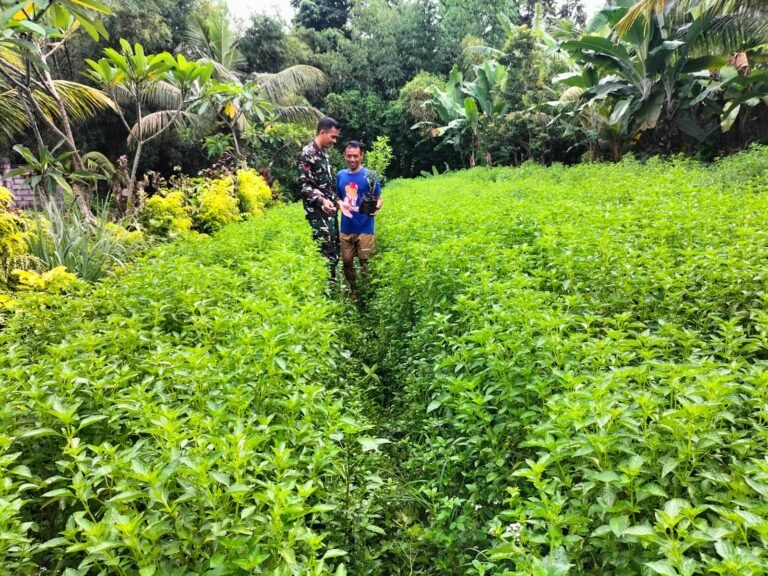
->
<box><xmin>0</xmin><ymin>46</ymin><xmax>25</xmax><ymax>69</ymax></box>
<box><xmin>143</xmin><ymin>80</ymin><xmax>183</xmax><ymax>110</ymax></box>
<box><xmin>54</xmin><ymin>80</ymin><xmax>117</xmax><ymax>122</ymax></box>
<box><xmin>184</xmin><ymin>14</ymin><xmax>211</xmax><ymax>54</ymax></box>
<box><xmin>0</xmin><ymin>80</ymin><xmax>114</xmax><ymax>145</ymax></box>
<box><xmin>253</xmin><ymin>65</ymin><xmax>327</xmax><ymax>104</ymax></box>
<box><xmin>691</xmin><ymin>13</ymin><xmax>763</xmax><ymax>54</ymax></box>
<box><xmin>618</xmin><ymin>0</ymin><xmax>768</xmax><ymax>38</ymax></box>
<box><xmin>82</xmin><ymin>151</ymin><xmax>116</xmax><ymax>176</ymax></box>
<box><xmin>0</xmin><ymin>89</ymin><xmax>32</xmax><ymax>147</ymax></box>
<box><xmin>708</xmin><ymin>9</ymin><xmax>768</xmax><ymax>47</ymax></box>
<box><xmin>274</xmin><ymin>105</ymin><xmax>323</xmax><ymax>126</ymax></box>
<box><xmin>184</xmin><ymin>12</ymin><xmax>245</xmax><ymax>77</ymax></box>
<box><xmin>110</xmin><ymin>85</ymin><xmax>134</xmax><ymax>107</ymax></box>
<box><xmin>129</xmin><ymin>109</ymin><xmax>199</xmax><ymax>144</ymax></box>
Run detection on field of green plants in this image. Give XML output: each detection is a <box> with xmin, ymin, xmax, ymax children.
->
<box><xmin>2</xmin><ymin>148</ymin><xmax>768</xmax><ymax>575</ymax></box>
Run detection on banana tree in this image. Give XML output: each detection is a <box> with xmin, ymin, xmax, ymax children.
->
<box><xmin>86</xmin><ymin>41</ymin><xmax>213</xmax><ymax>209</ymax></box>
<box><xmin>558</xmin><ymin>1</ymin><xmax>736</xmax><ymax>154</ymax></box>
<box><xmin>559</xmin><ymin>0</ymin><xmax>767</xmax><ymax>154</ymax></box>
<box><xmin>425</xmin><ymin>61</ymin><xmax>509</xmax><ymax>167</ymax></box>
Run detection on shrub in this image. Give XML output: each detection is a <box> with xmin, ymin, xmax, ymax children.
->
<box><xmin>12</xmin><ymin>265</ymin><xmax>79</xmax><ymax>292</ymax></box>
<box><xmin>142</xmin><ymin>190</ymin><xmax>193</xmax><ymax>237</ymax></box>
<box><xmin>244</xmin><ymin>121</ymin><xmax>315</xmax><ymax>201</ymax></box>
<box><xmin>364</xmin><ymin>151</ymin><xmax>768</xmax><ymax>574</ymax></box>
<box><xmin>236</xmin><ymin>168</ymin><xmax>272</xmax><ymax>217</ymax></box>
<box><xmin>0</xmin><ymin>186</ymin><xmax>31</xmax><ymax>291</ymax></box>
<box><xmin>193</xmin><ymin>175</ymin><xmax>241</xmax><ymax>232</ymax></box>
<box><xmin>25</xmin><ymin>201</ymin><xmax>128</xmax><ymax>282</ymax></box>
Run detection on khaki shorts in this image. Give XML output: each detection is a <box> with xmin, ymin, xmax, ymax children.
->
<box><xmin>340</xmin><ymin>233</ymin><xmax>375</xmax><ymax>263</ymax></box>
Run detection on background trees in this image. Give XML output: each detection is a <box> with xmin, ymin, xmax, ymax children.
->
<box><xmin>1</xmin><ymin>0</ymin><xmax>767</xmax><ymax>205</ymax></box>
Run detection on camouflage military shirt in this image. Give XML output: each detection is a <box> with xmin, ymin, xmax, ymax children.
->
<box><xmin>297</xmin><ymin>140</ymin><xmax>336</xmax><ymax>220</ymax></box>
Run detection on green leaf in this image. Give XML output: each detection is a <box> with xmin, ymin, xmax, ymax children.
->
<box><xmin>322</xmin><ymin>549</ymin><xmax>348</xmax><ymax>560</ymax></box>
<box><xmin>358</xmin><ymin>437</ymin><xmax>391</xmax><ymax>452</ymax></box>
<box><xmin>745</xmin><ymin>477</ymin><xmax>768</xmax><ymax>498</ymax></box>
<box><xmin>645</xmin><ymin>560</ymin><xmax>678</xmax><ymax>576</ymax></box>
<box><xmin>209</xmin><ymin>471</ymin><xmax>230</xmax><ymax>486</ymax></box>
<box><xmin>279</xmin><ymin>547</ymin><xmax>296</xmax><ymax>565</ymax></box>
<box><xmin>77</xmin><ymin>414</ymin><xmax>107</xmax><ymax>431</ymax></box>
<box><xmin>427</xmin><ymin>400</ymin><xmax>442</xmax><ymax>413</ymax></box>
<box><xmin>609</xmin><ymin>515</ymin><xmax>629</xmax><ymax>536</ymax></box>
<box><xmin>17</xmin><ymin>428</ymin><xmax>59</xmax><ymax>439</ymax></box>
<box><xmin>623</xmin><ymin>525</ymin><xmax>655</xmax><ymax>538</ymax></box>
<box><xmin>593</xmin><ymin>470</ymin><xmax>620</xmax><ymax>483</ymax></box>
<box><xmin>721</xmin><ymin>104</ymin><xmax>740</xmax><ymax>132</ymax></box>
<box><xmin>107</xmin><ymin>490</ymin><xmax>143</xmax><ymax>504</ymax></box>
<box><xmin>365</xmin><ymin>524</ymin><xmax>386</xmax><ymax>535</ymax></box>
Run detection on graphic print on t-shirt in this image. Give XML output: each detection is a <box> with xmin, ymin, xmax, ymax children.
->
<box><xmin>336</xmin><ymin>168</ymin><xmax>381</xmax><ymax>235</ymax></box>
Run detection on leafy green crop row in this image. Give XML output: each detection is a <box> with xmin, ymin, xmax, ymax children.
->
<box><xmin>2</xmin><ymin>148</ymin><xmax>767</xmax><ymax>576</ymax></box>
<box><xmin>364</xmin><ymin>148</ymin><xmax>768</xmax><ymax>575</ymax></box>
<box><xmin>0</xmin><ymin>207</ymin><xmax>386</xmax><ymax>575</ymax></box>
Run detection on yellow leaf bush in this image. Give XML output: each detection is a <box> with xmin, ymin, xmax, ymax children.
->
<box><xmin>12</xmin><ymin>266</ymin><xmax>79</xmax><ymax>292</ymax></box>
<box><xmin>143</xmin><ymin>191</ymin><xmax>193</xmax><ymax>237</ymax></box>
<box><xmin>105</xmin><ymin>222</ymin><xmax>144</xmax><ymax>246</ymax></box>
<box><xmin>194</xmin><ymin>176</ymin><xmax>241</xmax><ymax>232</ymax></box>
<box><xmin>0</xmin><ymin>186</ymin><xmax>32</xmax><ymax>292</ymax></box>
<box><xmin>236</xmin><ymin>169</ymin><xmax>272</xmax><ymax>217</ymax></box>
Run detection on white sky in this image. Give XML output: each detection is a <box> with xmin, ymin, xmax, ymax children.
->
<box><xmin>226</xmin><ymin>0</ymin><xmax>294</xmax><ymax>23</ymax></box>
<box><xmin>226</xmin><ymin>0</ymin><xmax>606</xmax><ymax>26</ymax></box>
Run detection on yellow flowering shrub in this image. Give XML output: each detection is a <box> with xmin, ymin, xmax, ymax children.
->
<box><xmin>143</xmin><ymin>191</ymin><xmax>193</xmax><ymax>237</ymax></box>
<box><xmin>12</xmin><ymin>266</ymin><xmax>79</xmax><ymax>292</ymax></box>
<box><xmin>236</xmin><ymin>169</ymin><xmax>272</xmax><ymax>217</ymax></box>
<box><xmin>194</xmin><ymin>176</ymin><xmax>241</xmax><ymax>232</ymax></box>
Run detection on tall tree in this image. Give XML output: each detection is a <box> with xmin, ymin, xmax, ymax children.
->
<box><xmin>291</xmin><ymin>0</ymin><xmax>350</xmax><ymax>31</ymax></box>
<box><xmin>241</xmin><ymin>14</ymin><xmax>289</xmax><ymax>74</ymax></box>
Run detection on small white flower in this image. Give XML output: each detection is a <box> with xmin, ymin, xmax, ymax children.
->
<box><xmin>474</xmin><ymin>504</ymin><xmax>483</xmax><ymax>510</ymax></box>
<box><xmin>502</xmin><ymin>522</ymin><xmax>522</xmax><ymax>541</ymax></box>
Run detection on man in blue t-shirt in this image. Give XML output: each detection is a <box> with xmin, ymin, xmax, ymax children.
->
<box><xmin>335</xmin><ymin>141</ymin><xmax>382</xmax><ymax>299</ymax></box>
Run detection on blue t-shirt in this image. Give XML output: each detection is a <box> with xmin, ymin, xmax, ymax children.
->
<box><xmin>336</xmin><ymin>168</ymin><xmax>382</xmax><ymax>235</ymax></box>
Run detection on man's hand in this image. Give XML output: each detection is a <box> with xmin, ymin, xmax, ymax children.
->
<box><xmin>321</xmin><ymin>198</ymin><xmax>337</xmax><ymax>214</ymax></box>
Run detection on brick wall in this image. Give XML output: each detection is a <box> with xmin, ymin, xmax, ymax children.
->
<box><xmin>1</xmin><ymin>156</ymin><xmax>40</xmax><ymax>209</ymax></box>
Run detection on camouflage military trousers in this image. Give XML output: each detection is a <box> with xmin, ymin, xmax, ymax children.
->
<box><xmin>308</xmin><ymin>215</ymin><xmax>340</xmax><ymax>279</ymax></box>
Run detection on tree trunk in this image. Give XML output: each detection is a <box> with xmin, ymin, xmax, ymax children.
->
<box><xmin>127</xmin><ymin>140</ymin><xmax>144</xmax><ymax>213</ymax></box>
<box><xmin>41</xmin><ymin>68</ymin><xmax>93</xmax><ymax>221</ymax></box>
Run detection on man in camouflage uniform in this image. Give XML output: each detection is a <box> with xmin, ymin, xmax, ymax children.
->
<box><xmin>298</xmin><ymin>116</ymin><xmax>341</xmax><ymax>284</ymax></box>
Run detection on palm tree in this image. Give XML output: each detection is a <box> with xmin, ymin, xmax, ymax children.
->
<box><xmin>617</xmin><ymin>0</ymin><xmax>768</xmax><ymax>45</ymax></box>
<box><xmin>86</xmin><ymin>42</ymin><xmax>214</xmax><ymax>209</ymax></box>
<box><xmin>0</xmin><ymin>0</ymin><xmax>116</xmax><ymax>220</ymax></box>
<box><xmin>184</xmin><ymin>10</ymin><xmax>246</xmax><ymax>81</ymax></box>
<box><xmin>181</xmin><ymin>6</ymin><xmax>327</xmax><ymax>119</ymax></box>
